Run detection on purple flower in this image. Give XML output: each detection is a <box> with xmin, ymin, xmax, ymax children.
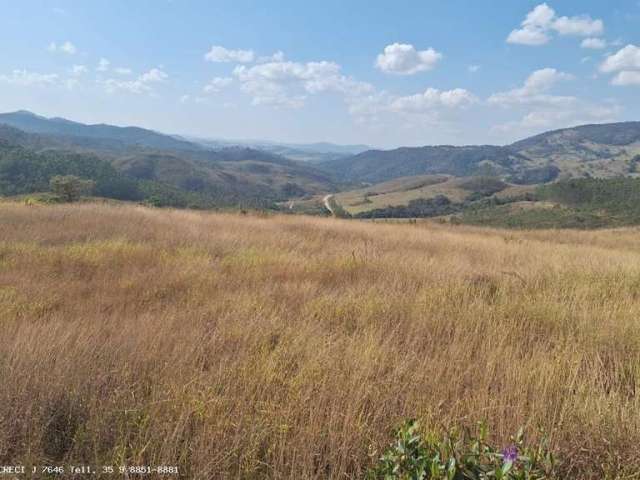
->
<box><xmin>502</xmin><ymin>445</ymin><xmax>518</xmax><ymax>463</ymax></box>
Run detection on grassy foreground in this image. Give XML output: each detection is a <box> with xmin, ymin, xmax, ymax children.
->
<box><xmin>1</xmin><ymin>203</ymin><xmax>640</xmax><ymax>479</ymax></box>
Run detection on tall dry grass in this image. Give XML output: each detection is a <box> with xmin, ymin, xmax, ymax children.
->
<box><xmin>1</xmin><ymin>202</ymin><xmax>639</xmax><ymax>479</ymax></box>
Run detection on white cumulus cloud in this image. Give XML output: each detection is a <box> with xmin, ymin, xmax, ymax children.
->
<box><xmin>600</xmin><ymin>45</ymin><xmax>640</xmax><ymax>87</ymax></box>
<box><xmin>102</xmin><ymin>68</ymin><xmax>168</xmax><ymax>94</ymax></box>
<box><xmin>233</xmin><ymin>59</ymin><xmax>372</xmax><ymax>108</ymax></box>
<box><xmin>611</xmin><ymin>71</ymin><xmax>640</xmax><ymax>86</ymax></box>
<box><xmin>391</xmin><ymin>88</ymin><xmax>476</xmax><ymax>113</ymax></box>
<box><xmin>553</xmin><ymin>15</ymin><xmax>603</xmax><ymax>36</ymax></box>
<box><xmin>488</xmin><ymin>68</ymin><xmax>574</xmax><ymax>106</ymax></box>
<box><xmin>204</xmin><ymin>46</ymin><xmax>255</xmax><ymax>63</ymax></box>
<box><xmin>507</xmin><ymin>3</ymin><xmax>604</xmax><ymax>46</ymax></box>
<box><xmin>375</xmin><ymin>43</ymin><xmax>442</xmax><ymax>75</ymax></box>
<box><xmin>489</xmin><ymin>68</ymin><xmax>619</xmax><ymax>136</ymax></box>
<box><xmin>600</xmin><ymin>44</ymin><xmax>640</xmax><ymax>72</ymax></box>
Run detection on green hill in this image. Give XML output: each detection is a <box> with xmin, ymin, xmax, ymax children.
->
<box><xmin>0</xmin><ymin>120</ymin><xmax>338</xmax><ymax>209</ymax></box>
<box><xmin>320</xmin><ymin>122</ymin><xmax>640</xmax><ymax>184</ymax></box>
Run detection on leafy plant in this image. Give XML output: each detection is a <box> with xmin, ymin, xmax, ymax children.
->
<box><xmin>368</xmin><ymin>420</ymin><xmax>556</xmax><ymax>479</ymax></box>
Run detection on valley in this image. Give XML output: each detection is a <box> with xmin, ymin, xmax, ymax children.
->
<box><xmin>3</xmin><ymin>111</ymin><xmax>640</xmax><ymax>229</ymax></box>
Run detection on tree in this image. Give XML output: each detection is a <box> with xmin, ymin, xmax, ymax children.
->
<box><xmin>49</xmin><ymin>175</ymin><xmax>95</xmax><ymax>202</ymax></box>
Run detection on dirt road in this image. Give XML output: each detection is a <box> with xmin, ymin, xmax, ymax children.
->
<box><xmin>323</xmin><ymin>194</ymin><xmax>335</xmax><ymax>216</ymax></box>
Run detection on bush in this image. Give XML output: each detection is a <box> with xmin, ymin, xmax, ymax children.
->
<box><xmin>368</xmin><ymin>420</ymin><xmax>556</xmax><ymax>479</ymax></box>
<box><xmin>50</xmin><ymin>175</ymin><xmax>95</xmax><ymax>202</ymax></box>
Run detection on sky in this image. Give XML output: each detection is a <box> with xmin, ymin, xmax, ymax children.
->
<box><xmin>1</xmin><ymin>0</ymin><xmax>639</xmax><ymax>148</ymax></box>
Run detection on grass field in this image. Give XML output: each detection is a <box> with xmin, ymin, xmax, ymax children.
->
<box><xmin>1</xmin><ymin>202</ymin><xmax>640</xmax><ymax>478</ymax></box>
<box><xmin>334</xmin><ymin>175</ymin><xmax>535</xmax><ymax>216</ymax></box>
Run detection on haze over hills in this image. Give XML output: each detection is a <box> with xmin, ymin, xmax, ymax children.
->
<box><xmin>0</xmin><ymin>110</ymin><xmax>201</xmax><ymax>152</ymax></box>
<box><xmin>187</xmin><ymin>135</ymin><xmax>369</xmax><ymax>163</ymax></box>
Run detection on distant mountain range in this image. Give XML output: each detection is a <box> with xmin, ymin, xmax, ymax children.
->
<box><xmin>0</xmin><ymin>110</ymin><xmax>201</xmax><ymax>152</ymax></box>
<box><xmin>187</xmin><ymin>136</ymin><xmax>369</xmax><ymax>163</ymax></box>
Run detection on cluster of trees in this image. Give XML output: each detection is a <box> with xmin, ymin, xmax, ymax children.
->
<box><xmin>0</xmin><ymin>144</ymin><xmax>278</xmax><ymax>209</ymax></box>
<box><xmin>0</xmin><ymin>145</ymin><xmax>141</xmax><ymax>200</ymax></box>
<box><xmin>538</xmin><ymin>177</ymin><xmax>640</xmax><ymax>215</ymax></box>
<box><xmin>461</xmin><ymin>177</ymin><xmax>640</xmax><ymax>229</ymax></box>
<box><xmin>507</xmin><ymin>165</ymin><xmax>560</xmax><ymax>185</ymax></box>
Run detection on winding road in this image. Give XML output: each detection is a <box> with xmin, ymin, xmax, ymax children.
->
<box><xmin>323</xmin><ymin>194</ymin><xmax>335</xmax><ymax>216</ymax></box>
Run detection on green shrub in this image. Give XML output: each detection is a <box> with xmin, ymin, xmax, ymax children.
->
<box><xmin>50</xmin><ymin>175</ymin><xmax>96</xmax><ymax>202</ymax></box>
<box><xmin>368</xmin><ymin>420</ymin><xmax>555</xmax><ymax>479</ymax></box>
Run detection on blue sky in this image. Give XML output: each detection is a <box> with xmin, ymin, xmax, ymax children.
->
<box><xmin>1</xmin><ymin>1</ymin><xmax>639</xmax><ymax>148</ymax></box>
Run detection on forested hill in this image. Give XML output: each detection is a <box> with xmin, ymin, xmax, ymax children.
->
<box><xmin>320</xmin><ymin>122</ymin><xmax>640</xmax><ymax>184</ymax></box>
<box><xmin>0</xmin><ymin>120</ymin><xmax>338</xmax><ymax>208</ymax></box>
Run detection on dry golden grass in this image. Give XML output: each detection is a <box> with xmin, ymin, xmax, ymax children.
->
<box><xmin>1</xmin><ymin>202</ymin><xmax>640</xmax><ymax>479</ymax></box>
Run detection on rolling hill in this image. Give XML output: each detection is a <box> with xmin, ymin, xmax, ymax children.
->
<box><xmin>320</xmin><ymin>122</ymin><xmax>640</xmax><ymax>185</ymax></box>
<box><xmin>0</xmin><ymin>112</ymin><xmax>339</xmax><ymax>208</ymax></box>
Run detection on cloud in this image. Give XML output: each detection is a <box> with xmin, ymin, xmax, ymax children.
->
<box><xmin>139</xmin><ymin>68</ymin><xmax>168</xmax><ymax>83</ymax></box>
<box><xmin>507</xmin><ymin>28</ymin><xmax>550</xmax><ymax>46</ymax></box>
<box><xmin>70</xmin><ymin>65</ymin><xmax>88</xmax><ymax>76</ymax></box>
<box><xmin>102</xmin><ymin>67</ymin><xmax>168</xmax><ymax>94</ymax></box>
<box><xmin>97</xmin><ymin>58</ymin><xmax>110</xmax><ymax>72</ymax></box>
<box><xmin>493</xmin><ymin>102</ymin><xmax>620</xmax><ymax>134</ymax></box>
<box><xmin>611</xmin><ymin>71</ymin><xmax>640</xmax><ymax>86</ymax></box>
<box><xmin>600</xmin><ymin>45</ymin><xmax>640</xmax><ymax>86</ymax></box>
<box><xmin>600</xmin><ymin>44</ymin><xmax>640</xmax><ymax>72</ymax></box>
<box><xmin>507</xmin><ymin>4</ymin><xmax>555</xmax><ymax>45</ymax></box>
<box><xmin>489</xmin><ymin>68</ymin><xmax>619</xmax><ymax>135</ymax></box>
<box><xmin>114</xmin><ymin>67</ymin><xmax>132</xmax><ymax>75</ymax></box>
<box><xmin>345</xmin><ymin>84</ymin><xmax>478</xmax><ymax>129</ymax></box>
<box><xmin>488</xmin><ymin>68</ymin><xmax>574</xmax><ymax>106</ymax></box>
<box><xmin>258</xmin><ymin>51</ymin><xmax>285</xmax><ymax>63</ymax></box>
<box><xmin>0</xmin><ymin>69</ymin><xmax>59</xmax><ymax>86</ymax></box>
<box><xmin>507</xmin><ymin>3</ymin><xmax>604</xmax><ymax>46</ymax></box>
<box><xmin>47</xmin><ymin>41</ymin><xmax>77</xmax><ymax>55</ymax></box>
<box><xmin>375</xmin><ymin>43</ymin><xmax>442</xmax><ymax>75</ymax></box>
<box><xmin>581</xmin><ymin>37</ymin><xmax>607</xmax><ymax>49</ymax></box>
<box><xmin>204</xmin><ymin>46</ymin><xmax>255</xmax><ymax>63</ymax></box>
<box><xmin>233</xmin><ymin>59</ymin><xmax>373</xmax><ymax>108</ymax></box>
<box><xmin>203</xmin><ymin>76</ymin><xmax>233</xmax><ymax>93</ymax></box>
<box><xmin>553</xmin><ymin>15</ymin><xmax>603</xmax><ymax>36</ymax></box>
<box><xmin>390</xmin><ymin>88</ymin><xmax>476</xmax><ymax>113</ymax></box>
<box><xmin>468</xmin><ymin>65</ymin><xmax>481</xmax><ymax>73</ymax></box>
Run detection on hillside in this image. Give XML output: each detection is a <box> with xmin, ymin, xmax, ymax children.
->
<box><xmin>0</xmin><ymin>110</ymin><xmax>201</xmax><ymax>152</ymax></box>
<box><xmin>334</xmin><ymin>174</ymin><xmax>534</xmax><ymax>216</ymax></box>
<box><xmin>2</xmin><ymin>202</ymin><xmax>639</xmax><ymax>478</ymax></box>
<box><xmin>459</xmin><ymin>177</ymin><xmax>640</xmax><ymax>229</ymax></box>
<box><xmin>321</xmin><ymin>122</ymin><xmax>640</xmax><ymax>184</ymax></box>
<box><xmin>0</xmin><ymin>117</ymin><xmax>338</xmax><ymax>208</ymax></box>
